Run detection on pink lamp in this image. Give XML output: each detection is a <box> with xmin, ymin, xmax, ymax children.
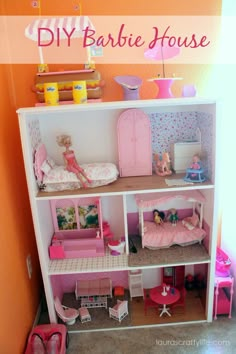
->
<box><xmin>144</xmin><ymin>42</ymin><xmax>181</xmax><ymax>99</ymax></box>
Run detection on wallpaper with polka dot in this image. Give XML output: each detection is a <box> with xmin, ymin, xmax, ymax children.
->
<box><xmin>149</xmin><ymin>111</ymin><xmax>213</xmax><ymax>179</ymax></box>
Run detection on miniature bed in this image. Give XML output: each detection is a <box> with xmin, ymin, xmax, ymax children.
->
<box><xmin>34</xmin><ymin>143</ymin><xmax>119</xmax><ymax>192</ymax></box>
<box><xmin>135</xmin><ymin>191</ymin><xmax>207</xmax><ymax>249</ymax></box>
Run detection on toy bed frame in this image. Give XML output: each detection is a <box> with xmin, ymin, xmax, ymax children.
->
<box><xmin>34</xmin><ymin>143</ymin><xmax>119</xmax><ymax>192</ymax></box>
<box><xmin>135</xmin><ymin>191</ymin><xmax>207</xmax><ymax>249</ymax></box>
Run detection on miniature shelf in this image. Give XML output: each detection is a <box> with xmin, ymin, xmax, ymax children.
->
<box><xmin>48</xmin><ymin>244</ymin><xmax>210</xmax><ymax>275</ymax></box>
<box><xmin>36</xmin><ymin>174</ymin><xmax>214</xmax><ymax>199</ymax></box>
<box><xmin>48</xmin><ymin>248</ymin><xmax>128</xmax><ymax>275</ymax></box>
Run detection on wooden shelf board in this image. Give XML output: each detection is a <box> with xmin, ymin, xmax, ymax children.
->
<box><xmin>48</xmin><ymin>244</ymin><xmax>210</xmax><ymax>275</ymax></box>
<box><xmin>37</xmin><ymin>174</ymin><xmax>214</xmax><ymax>199</ymax></box>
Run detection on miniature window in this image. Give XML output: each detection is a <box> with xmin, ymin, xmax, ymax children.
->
<box><xmin>78</xmin><ymin>205</ymin><xmax>99</xmax><ymax>229</ymax></box>
<box><xmin>56</xmin><ymin>205</ymin><xmax>77</xmax><ymax>230</ymax></box>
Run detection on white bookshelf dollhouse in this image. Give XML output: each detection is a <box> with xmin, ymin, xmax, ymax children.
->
<box><xmin>17</xmin><ymin>97</ymin><xmax>219</xmax><ymax>330</ymax></box>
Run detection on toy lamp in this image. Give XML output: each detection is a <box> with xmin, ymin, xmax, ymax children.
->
<box><xmin>144</xmin><ymin>42</ymin><xmax>182</xmax><ymax>99</ymax></box>
<box><xmin>114</xmin><ymin>75</ymin><xmax>142</xmax><ymax>100</ymax></box>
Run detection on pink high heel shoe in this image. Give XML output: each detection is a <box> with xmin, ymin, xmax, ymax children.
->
<box><xmin>46</xmin><ymin>331</ymin><xmax>61</xmax><ymax>354</ymax></box>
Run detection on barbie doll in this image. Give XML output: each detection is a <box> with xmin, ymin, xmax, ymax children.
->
<box><xmin>56</xmin><ymin>135</ymin><xmax>92</xmax><ymax>188</ymax></box>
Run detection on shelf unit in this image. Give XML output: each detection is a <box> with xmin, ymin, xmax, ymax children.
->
<box><xmin>17</xmin><ymin>97</ymin><xmax>219</xmax><ymax>329</ymax></box>
<box><xmin>128</xmin><ymin>270</ymin><xmax>144</xmax><ymax>300</ymax></box>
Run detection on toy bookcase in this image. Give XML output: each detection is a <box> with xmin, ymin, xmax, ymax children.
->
<box><xmin>17</xmin><ymin>97</ymin><xmax>219</xmax><ymax>329</ymax></box>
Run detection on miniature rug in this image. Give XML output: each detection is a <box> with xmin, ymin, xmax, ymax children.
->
<box><xmin>165</xmin><ymin>178</ymin><xmax>194</xmax><ymax>186</ymax></box>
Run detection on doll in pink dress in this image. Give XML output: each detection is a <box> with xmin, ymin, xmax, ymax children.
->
<box><xmin>57</xmin><ymin>135</ymin><xmax>92</xmax><ymax>188</ymax></box>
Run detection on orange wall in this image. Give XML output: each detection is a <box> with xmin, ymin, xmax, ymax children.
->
<box><xmin>0</xmin><ymin>63</ymin><xmax>42</xmax><ymax>353</ymax></box>
<box><xmin>1</xmin><ymin>1</ymin><xmax>222</xmax><ymax>353</ymax></box>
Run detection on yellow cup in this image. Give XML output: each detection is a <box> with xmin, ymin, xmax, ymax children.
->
<box><xmin>72</xmin><ymin>81</ymin><xmax>87</xmax><ymax>104</ymax></box>
<box><xmin>44</xmin><ymin>82</ymin><xmax>59</xmax><ymax>106</ymax></box>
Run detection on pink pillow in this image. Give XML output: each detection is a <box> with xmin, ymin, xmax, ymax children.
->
<box><xmin>182</xmin><ymin>212</ymin><xmax>199</xmax><ymax>230</ymax></box>
<box><xmin>190</xmin><ymin>212</ymin><xmax>199</xmax><ymax>227</ymax></box>
<box><xmin>40</xmin><ymin>160</ymin><xmax>52</xmax><ymax>175</ymax></box>
<box><xmin>34</xmin><ymin>143</ymin><xmax>47</xmax><ymax>182</ymax></box>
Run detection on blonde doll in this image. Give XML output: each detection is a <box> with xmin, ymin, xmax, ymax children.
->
<box><xmin>56</xmin><ymin>135</ymin><xmax>92</xmax><ymax>188</ymax></box>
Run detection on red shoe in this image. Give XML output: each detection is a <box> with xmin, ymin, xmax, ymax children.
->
<box><xmin>30</xmin><ymin>332</ymin><xmax>46</xmax><ymax>354</ymax></box>
<box><xmin>46</xmin><ymin>331</ymin><xmax>61</xmax><ymax>354</ymax></box>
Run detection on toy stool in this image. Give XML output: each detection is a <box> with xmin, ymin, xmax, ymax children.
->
<box><xmin>78</xmin><ymin>307</ymin><xmax>91</xmax><ymax>323</ymax></box>
<box><xmin>114</xmin><ymin>286</ymin><xmax>125</xmax><ymax>297</ymax></box>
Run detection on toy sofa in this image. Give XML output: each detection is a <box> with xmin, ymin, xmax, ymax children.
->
<box><xmin>75</xmin><ymin>278</ymin><xmax>112</xmax><ymax>300</ymax></box>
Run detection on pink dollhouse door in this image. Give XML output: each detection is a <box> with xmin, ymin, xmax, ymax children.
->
<box><xmin>117</xmin><ymin>109</ymin><xmax>152</xmax><ymax>177</ymax></box>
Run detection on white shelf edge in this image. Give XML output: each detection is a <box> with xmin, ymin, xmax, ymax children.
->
<box><xmin>17</xmin><ymin>97</ymin><xmax>217</xmax><ymax>114</ymax></box>
<box><xmin>68</xmin><ymin>319</ymin><xmax>208</xmax><ymax>334</ymax></box>
<box><xmin>35</xmin><ymin>184</ymin><xmax>215</xmax><ymax>201</ymax></box>
<box><xmin>48</xmin><ymin>256</ymin><xmax>211</xmax><ymax>276</ymax></box>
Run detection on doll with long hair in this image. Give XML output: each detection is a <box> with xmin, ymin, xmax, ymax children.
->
<box><xmin>56</xmin><ymin>134</ymin><xmax>92</xmax><ymax>188</ymax></box>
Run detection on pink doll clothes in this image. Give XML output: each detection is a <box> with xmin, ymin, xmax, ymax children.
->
<box><xmin>191</xmin><ymin>162</ymin><xmax>201</xmax><ymax>170</ymax></box>
<box><xmin>63</xmin><ymin>151</ymin><xmax>84</xmax><ymax>174</ymax></box>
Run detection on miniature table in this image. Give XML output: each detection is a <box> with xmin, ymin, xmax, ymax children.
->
<box><xmin>81</xmin><ymin>296</ymin><xmax>107</xmax><ymax>309</ymax></box>
<box><xmin>150</xmin><ymin>286</ymin><xmax>180</xmax><ymax>317</ymax></box>
<box><xmin>78</xmin><ymin>307</ymin><xmax>91</xmax><ymax>323</ymax></box>
<box><xmin>148</xmin><ymin>78</ymin><xmax>182</xmax><ymax>99</ymax></box>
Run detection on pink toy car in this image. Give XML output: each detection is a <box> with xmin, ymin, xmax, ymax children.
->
<box><xmin>24</xmin><ymin>324</ymin><xmax>69</xmax><ymax>354</ymax></box>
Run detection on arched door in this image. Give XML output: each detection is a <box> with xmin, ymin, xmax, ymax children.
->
<box><xmin>117</xmin><ymin>109</ymin><xmax>152</xmax><ymax>177</ymax></box>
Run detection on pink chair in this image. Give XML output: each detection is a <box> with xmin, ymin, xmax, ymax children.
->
<box><xmin>109</xmin><ymin>300</ymin><xmax>128</xmax><ymax>322</ymax></box>
<box><xmin>170</xmin><ymin>287</ymin><xmax>187</xmax><ymax>313</ymax></box>
<box><xmin>54</xmin><ymin>297</ymin><xmax>79</xmax><ymax>325</ymax></box>
<box><xmin>143</xmin><ymin>289</ymin><xmax>159</xmax><ymax>315</ymax></box>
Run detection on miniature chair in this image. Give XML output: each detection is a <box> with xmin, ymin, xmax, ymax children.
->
<box><xmin>54</xmin><ymin>296</ymin><xmax>79</xmax><ymax>325</ymax></box>
<box><xmin>114</xmin><ymin>75</ymin><xmax>142</xmax><ymax>100</ymax></box>
<box><xmin>114</xmin><ymin>286</ymin><xmax>125</xmax><ymax>298</ymax></box>
<box><xmin>143</xmin><ymin>289</ymin><xmax>159</xmax><ymax>315</ymax></box>
<box><xmin>184</xmin><ymin>168</ymin><xmax>205</xmax><ymax>183</ymax></box>
<box><xmin>170</xmin><ymin>287</ymin><xmax>187</xmax><ymax>313</ymax></box>
<box><xmin>109</xmin><ymin>300</ymin><xmax>128</xmax><ymax>322</ymax></box>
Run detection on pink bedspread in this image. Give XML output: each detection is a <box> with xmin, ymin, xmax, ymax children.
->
<box><xmin>142</xmin><ymin>221</ymin><xmax>206</xmax><ymax>249</ymax></box>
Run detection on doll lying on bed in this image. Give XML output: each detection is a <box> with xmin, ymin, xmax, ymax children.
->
<box><xmin>57</xmin><ymin>134</ymin><xmax>92</xmax><ymax>188</ymax></box>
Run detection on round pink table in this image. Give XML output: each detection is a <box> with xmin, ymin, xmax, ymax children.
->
<box><xmin>150</xmin><ymin>286</ymin><xmax>180</xmax><ymax>317</ymax></box>
<box><xmin>148</xmin><ymin>77</ymin><xmax>182</xmax><ymax>99</ymax></box>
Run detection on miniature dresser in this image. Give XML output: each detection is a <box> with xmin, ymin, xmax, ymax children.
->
<box><xmin>170</xmin><ymin>141</ymin><xmax>201</xmax><ymax>173</ymax></box>
<box><xmin>170</xmin><ymin>128</ymin><xmax>202</xmax><ymax>173</ymax></box>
